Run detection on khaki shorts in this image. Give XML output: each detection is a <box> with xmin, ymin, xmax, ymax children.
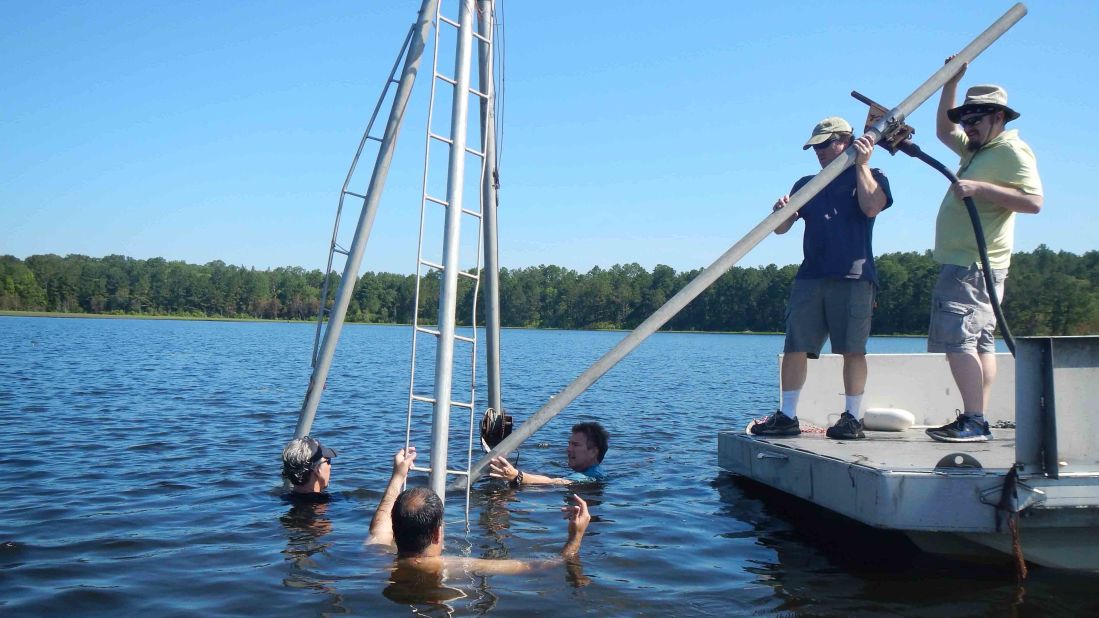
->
<box><xmin>783</xmin><ymin>278</ymin><xmax>875</xmax><ymax>358</ymax></box>
<box><xmin>927</xmin><ymin>264</ymin><xmax>1007</xmax><ymax>354</ymax></box>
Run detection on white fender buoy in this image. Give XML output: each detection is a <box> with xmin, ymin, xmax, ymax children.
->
<box><xmin>863</xmin><ymin>408</ymin><xmax>915</xmax><ymax>432</ymax></box>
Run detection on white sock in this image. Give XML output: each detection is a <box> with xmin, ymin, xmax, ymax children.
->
<box><xmin>846</xmin><ymin>394</ymin><xmax>864</xmax><ymax>419</ymax></box>
<box><xmin>781</xmin><ymin>390</ymin><xmax>801</xmax><ymax>419</ymax></box>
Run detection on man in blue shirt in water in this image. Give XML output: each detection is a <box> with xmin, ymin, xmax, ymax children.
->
<box><xmin>753</xmin><ymin>117</ymin><xmax>892</xmax><ymax>441</ymax></box>
<box><xmin>488</xmin><ymin>421</ymin><xmax>609</xmax><ymax>486</ymax></box>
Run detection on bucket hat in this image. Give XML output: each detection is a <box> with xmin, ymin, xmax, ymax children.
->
<box><xmin>947</xmin><ymin>84</ymin><xmax>1020</xmax><ymax>123</ymax></box>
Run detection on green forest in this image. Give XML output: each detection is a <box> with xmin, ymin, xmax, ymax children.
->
<box><xmin>2</xmin><ymin>247</ymin><xmax>1097</xmax><ymax>335</ymax></box>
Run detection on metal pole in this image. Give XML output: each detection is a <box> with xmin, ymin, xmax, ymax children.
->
<box><xmin>477</xmin><ymin>0</ymin><xmax>504</xmax><ymax>418</ymax></box>
<box><xmin>294</xmin><ymin>0</ymin><xmax>441</xmax><ymax>438</ymax></box>
<box><xmin>453</xmin><ymin>3</ymin><xmax>1029</xmax><ymax>489</ymax></box>
<box><xmin>429</xmin><ymin>0</ymin><xmax>478</xmax><ymax>502</ymax></box>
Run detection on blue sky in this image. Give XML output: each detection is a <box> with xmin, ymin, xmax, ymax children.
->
<box><xmin>2</xmin><ymin>1</ymin><xmax>1096</xmax><ymax>276</ymax></box>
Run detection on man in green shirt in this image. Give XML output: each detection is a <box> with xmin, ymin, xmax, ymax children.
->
<box><xmin>926</xmin><ymin>60</ymin><xmax>1043</xmax><ymax>443</ymax></box>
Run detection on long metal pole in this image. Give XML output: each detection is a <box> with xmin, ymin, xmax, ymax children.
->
<box><xmin>477</xmin><ymin>0</ymin><xmax>504</xmax><ymax>418</ymax></box>
<box><xmin>454</xmin><ymin>3</ymin><xmax>1029</xmax><ymax>489</ymax></box>
<box><xmin>429</xmin><ymin>0</ymin><xmax>478</xmax><ymax>502</ymax></box>
<box><xmin>294</xmin><ymin>0</ymin><xmax>441</xmax><ymax>438</ymax></box>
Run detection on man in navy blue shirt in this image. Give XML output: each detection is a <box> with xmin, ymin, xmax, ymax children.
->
<box><xmin>751</xmin><ymin>117</ymin><xmax>892</xmax><ymax>440</ymax></box>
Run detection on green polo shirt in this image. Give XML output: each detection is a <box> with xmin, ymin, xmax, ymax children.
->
<box><xmin>934</xmin><ymin>129</ymin><xmax>1042</xmax><ymax>269</ymax></box>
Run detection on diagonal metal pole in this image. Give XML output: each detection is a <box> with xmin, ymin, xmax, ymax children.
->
<box><xmin>453</xmin><ymin>2</ymin><xmax>1029</xmax><ymax>490</ymax></box>
<box><xmin>295</xmin><ymin>0</ymin><xmax>441</xmax><ymax>439</ymax></box>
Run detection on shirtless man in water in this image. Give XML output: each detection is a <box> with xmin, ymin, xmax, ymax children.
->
<box><xmin>366</xmin><ymin>446</ymin><xmax>591</xmax><ymax>574</ymax></box>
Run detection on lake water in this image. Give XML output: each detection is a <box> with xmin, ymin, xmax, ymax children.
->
<box><xmin>2</xmin><ymin>316</ymin><xmax>1095</xmax><ymax>616</ymax></box>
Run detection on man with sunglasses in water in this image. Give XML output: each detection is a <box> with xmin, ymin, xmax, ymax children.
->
<box><xmin>925</xmin><ymin>59</ymin><xmax>1043</xmax><ymax>443</ymax></box>
<box><xmin>754</xmin><ymin>116</ymin><xmax>892</xmax><ymax>441</ymax></box>
<box><xmin>281</xmin><ymin>436</ymin><xmax>337</xmax><ymax>501</ymax></box>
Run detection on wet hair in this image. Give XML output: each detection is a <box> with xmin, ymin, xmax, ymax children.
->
<box><xmin>571</xmin><ymin>421</ymin><xmax>610</xmax><ymax>462</ymax></box>
<box><xmin>282</xmin><ymin>437</ymin><xmax>322</xmax><ymax>486</ymax></box>
<box><xmin>392</xmin><ymin>487</ymin><xmax>444</xmax><ymax>556</ymax></box>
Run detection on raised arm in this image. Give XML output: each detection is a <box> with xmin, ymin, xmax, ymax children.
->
<box><xmin>937</xmin><ymin>55</ymin><xmax>967</xmax><ymax>153</ymax></box>
<box><xmin>367</xmin><ymin>446</ymin><xmax>417</xmax><ymax>547</ymax></box>
<box><xmin>561</xmin><ymin>494</ymin><xmax>591</xmax><ymax>557</ymax></box>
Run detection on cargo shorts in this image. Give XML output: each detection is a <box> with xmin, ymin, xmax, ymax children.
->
<box><xmin>927</xmin><ymin>263</ymin><xmax>1007</xmax><ymax>354</ymax></box>
<box><xmin>783</xmin><ymin>278</ymin><xmax>875</xmax><ymax>359</ymax></box>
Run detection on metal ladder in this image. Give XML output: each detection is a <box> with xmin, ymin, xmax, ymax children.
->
<box><xmin>404</xmin><ymin>0</ymin><xmax>497</xmax><ymax>512</ymax></box>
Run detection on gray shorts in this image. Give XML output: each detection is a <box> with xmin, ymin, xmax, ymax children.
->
<box><xmin>784</xmin><ymin>278</ymin><xmax>875</xmax><ymax>358</ymax></box>
<box><xmin>927</xmin><ymin>264</ymin><xmax>1007</xmax><ymax>354</ymax></box>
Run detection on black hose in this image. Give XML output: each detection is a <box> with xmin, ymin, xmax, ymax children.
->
<box><xmin>896</xmin><ymin>140</ymin><xmax>1016</xmax><ymax>356</ymax></box>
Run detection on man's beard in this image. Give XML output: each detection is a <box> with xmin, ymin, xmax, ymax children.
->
<box><xmin>966</xmin><ymin>138</ymin><xmax>983</xmax><ymax>152</ymax></box>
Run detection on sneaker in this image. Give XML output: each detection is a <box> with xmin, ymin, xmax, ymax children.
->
<box><xmin>826</xmin><ymin>411</ymin><xmax>865</xmax><ymax>440</ymax></box>
<box><xmin>750</xmin><ymin>411</ymin><xmax>801</xmax><ymax>437</ymax></box>
<box><xmin>925</xmin><ymin>412</ymin><xmax>992</xmax><ymax>443</ymax></box>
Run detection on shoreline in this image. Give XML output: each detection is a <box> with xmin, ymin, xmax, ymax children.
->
<box><xmin>0</xmin><ymin>310</ymin><xmax>928</xmax><ymax>337</ymax></box>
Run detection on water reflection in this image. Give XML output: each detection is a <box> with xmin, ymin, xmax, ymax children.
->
<box><xmin>383</xmin><ymin>563</ymin><xmax>468</xmax><ymax>613</ymax></box>
<box><xmin>563</xmin><ymin>556</ymin><xmax>591</xmax><ymax>588</ymax></box>
<box><xmin>279</xmin><ymin>493</ymin><xmax>334</xmax><ymax>590</ymax></box>
<box><xmin>477</xmin><ymin>486</ymin><xmax>517</xmax><ymax>560</ymax></box>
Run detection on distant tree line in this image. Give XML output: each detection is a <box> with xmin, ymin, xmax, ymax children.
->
<box><xmin>1</xmin><ymin>247</ymin><xmax>1096</xmax><ymax>336</ymax></box>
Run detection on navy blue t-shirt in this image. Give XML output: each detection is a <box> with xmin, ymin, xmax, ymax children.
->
<box><xmin>790</xmin><ymin>165</ymin><xmax>892</xmax><ymax>283</ymax></box>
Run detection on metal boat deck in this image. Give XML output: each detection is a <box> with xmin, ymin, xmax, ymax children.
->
<box><xmin>718</xmin><ymin>427</ymin><xmax>1019</xmax><ymax>533</ymax></box>
<box><xmin>717</xmin><ymin>340</ymin><xmax>1099</xmax><ymax>570</ymax></box>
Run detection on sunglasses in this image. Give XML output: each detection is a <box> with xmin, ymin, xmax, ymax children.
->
<box><xmin>811</xmin><ymin>138</ymin><xmax>839</xmax><ymax>151</ymax></box>
<box><xmin>959</xmin><ymin>113</ymin><xmax>990</xmax><ymax>128</ymax></box>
